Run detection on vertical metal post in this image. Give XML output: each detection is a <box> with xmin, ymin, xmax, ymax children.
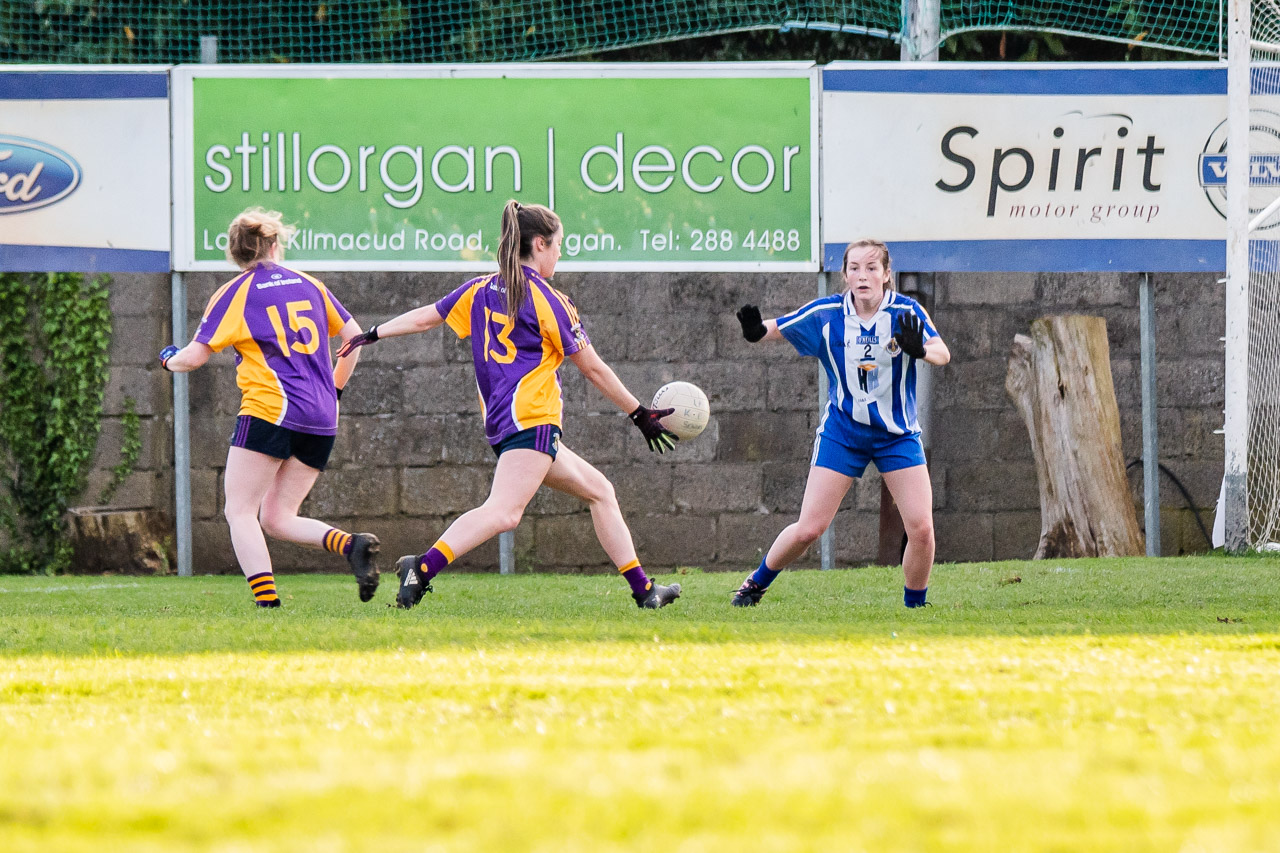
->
<box><xmin>1225</xmin><ymin>0</ymin><xmax>1251</xmax><ymax>552</ymax></box>
<box><xmin>818</xmin><ymin>271</ymin><xmax>834</xmax><ymax>570</ymax></box>
<box><xmin>171</xmin><ymin>273</ymin><xmax>193</xmax><ymax>577</ymax></box>
<box><xmin>499</xmin><ymin>530</ymin><xmax>514</xmax><ymax>574</ymax></box>
<box><xmin>1139</xmin><ymin>273</ymin><xmax>1161</xmax><ymax>556</ymax></box>
<box><xmin>199</xmin><ymin>35</ymin><xmax>218</xmax><ymax>63</ymax></box>
<box><xmin>900</xmin><ymin>0</ymin><xmax>940</xmax><ymax>60</ymax></box>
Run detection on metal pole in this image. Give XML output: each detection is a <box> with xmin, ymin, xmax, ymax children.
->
<box><xmin>1139</xmin><ymin>273</ymin><xmax>1161</xmax><ymax>556</ymax></box>
<box><xmin>818</xmin><ymin>271</ymin><xmax>834</xmax><ymax>571</ymax></box>
<box><xmin>171</xmin><ymin>272</ymin><xmax>193</xmax><ymax>576</ymax></box>
<box><xmin>900</xmin><ymin>0</ymin><xmax>940</xmax><ymax>60</ymax></box>
<box><xmin>199</xmin><ymin>36</ymin><xmax>218</xmax><ymax>63</ymax></box>
<box><xmin>499</xmin><ymin>530</ymin><xmax>514</xmax><ymax>574</ymax></box>
<box><xmin>1225</xmin><ymin>0</ymin><xmax>1251</xmax><ymax>551</ymax></box>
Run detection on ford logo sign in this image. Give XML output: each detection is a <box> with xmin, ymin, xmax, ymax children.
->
<box><xmin>0</xmin><ymin>136</ymin><xmax>81</xmax><ymax>214</ymax></box>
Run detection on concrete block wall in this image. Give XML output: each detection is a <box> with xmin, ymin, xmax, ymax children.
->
<box><xmin>95</xmin><ymin>268</ymin><xmax>1224</xmax><ymax>573</ymax></box>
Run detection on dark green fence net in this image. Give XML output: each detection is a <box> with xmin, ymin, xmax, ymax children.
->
<box><xmin>0</xmin><ymin>1</ymin><xmax>1222</xmax><ymax>64</ymax></box>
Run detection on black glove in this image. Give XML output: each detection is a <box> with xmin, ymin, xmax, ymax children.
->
<box><xmin>629</xmin><ymin>405</ymin><xmax>679</xmax><ymax>454</ymax></box>
<box><xmin>336</xmin><ymin>324</ymin><xmax>379</xmax><ymax>359</ymax></box>
<box><xmin>736</xmin><ymin>304</ymin><xmax>767</xmax><ymax>343</ymax></box>
<box><xmin>159</xmin><ymin>344</ymin><xmax>180</xmax><ymax>370</ymax></box>
<box><xmin>894</xmin><ymin>313</ymin><xmax>927</xmax><ymax>360</ymax></box>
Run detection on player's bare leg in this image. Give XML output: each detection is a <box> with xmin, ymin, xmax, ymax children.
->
<box><xmin>259</xmin><ymin>456</ymin><xmax>381</xmax><ymax>602</ymax></box>
<box><xmin>766</xmin><ymin>466</ymin><xmax>855</xmax><ymax>569</ymax></box>
<box><xmin>543</xmin><ymin>444</ymin><xmax>635</xmax><ymax>566</ymax></box>
<box><xmin>223</xmin><ymin>446</ymin><xmax>285</xmax><ymax>606</ymax></box>
<box><xmin>393</xmin><ymin>448</ymin><xmax>551</xmax><ymax>608</ymax></box>
<box><xmin>543</xmin><ymin>444</ymin><xmax>679</xmax><ymax>608</ymax></box>
<box><xmin>882</xmin><ymin>463</ymin><xmax>936</xmax><ymax>603</ymax></box>
<box><xmin>734</xmin><ymin>466</ymin><xmax>854</xmax><ymax>606</ymax></box>
<box><xmin>439</xmin><ymin>448</ymin><xmax>552</xmax><ymax>554</ymax></box>
<box><xmin>257</xmin><ymin>457</ymin><xmax>324</xmax><ymax>544</ymax></box>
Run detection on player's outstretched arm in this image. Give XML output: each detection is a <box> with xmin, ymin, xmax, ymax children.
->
<box><xmin>333</xmin><ymin>317</ymin><xmax>364</xmax><ymax>394</ymax></box>
<box><xmin>736</xmin><ymin>304</ymin><xmax>784</xmax><ymax>343</ymax></box>
<box><xmin>335</xmin><ymin>303</ymin><xmax>445</xmax><ymax>358</ymax></box>
<box><xmin>569</xmin><ymin>344</ymin><xmax>678</xmax><ymax>453</ymax></box>
<box><xmin>160</xmin><ymin>341</ymin><xmax>213</xmax><ymax>373</ymax></box>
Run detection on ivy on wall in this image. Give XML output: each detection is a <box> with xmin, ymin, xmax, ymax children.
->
<box><xmin>0</xmin><ymin>272</ymin><xmax>115</xmax><ymax>574</ymax></box>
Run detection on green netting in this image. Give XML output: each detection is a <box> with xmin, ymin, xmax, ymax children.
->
<box><xmin>0</xmin><ymin>1</ymin><xmax>1223</xmax><ymax>64</ymax></box>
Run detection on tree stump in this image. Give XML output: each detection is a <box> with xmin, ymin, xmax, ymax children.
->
<box><xmin>1005</xmin><ymin>315</ymin><xmax>1144</xmax><ymax>559</ymax></box>
<box><xmin>67</xmin><ymin>507</ymin><xmax>174</xmax><ymax>574</ymax></box>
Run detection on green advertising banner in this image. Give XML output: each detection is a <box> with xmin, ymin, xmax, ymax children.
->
<box><xmin>172</xmin><ymin>65</ymin><xmax>817</xmax><ymax>271</ymax></box>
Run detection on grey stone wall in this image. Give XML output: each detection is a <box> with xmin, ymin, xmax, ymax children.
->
<box><xmin>97</xmin><ymin>268</ymin><xmax>1224</xmax><ymax>574</ymax></box>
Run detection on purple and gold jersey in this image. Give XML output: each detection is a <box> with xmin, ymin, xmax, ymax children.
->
<box><xmin>434</xmin><ymin>266</ymin><xmax>589</xmax><ymax>445</ymax></box>
<box><xmin>195</xmin><ymin>262</ymin><xmax>351</xmax><ymax>435</ymax></box>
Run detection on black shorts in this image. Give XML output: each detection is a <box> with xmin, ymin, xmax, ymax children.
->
<box><xmin>230</xmin><ymin>415</ymin><xmax>336</xmax><ymax>471</ymax></box>
<box><xmin>491</xmin><ymin>424</ymin><xmax>561</xmax><ymax>460</ymax></box>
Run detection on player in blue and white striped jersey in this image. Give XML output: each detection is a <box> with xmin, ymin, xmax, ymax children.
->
<box><xmin>731</xmin><ymin>239</ymin><xmax>951</xmax><ymax>609</ymax></box>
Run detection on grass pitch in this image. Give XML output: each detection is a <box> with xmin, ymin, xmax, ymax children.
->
<box><xmin>1</xmin><ymin>555</ymin><xmax>1278</xmax><ymax>852</ymax></box>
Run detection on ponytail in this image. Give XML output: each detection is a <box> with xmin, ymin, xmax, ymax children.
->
<box><xmin>497</xmin><ymin>200</ymin><xmax>561</xmax><ymax>316</ymax></box>
<box><xmin>498</xmin><ymin>201</ymin><xmax>527</xmax><ymax>316</ymax></box>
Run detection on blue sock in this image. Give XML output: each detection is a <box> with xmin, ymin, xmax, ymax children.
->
<box><xmin>904</xmin><ymin>586</ymin><xmax>928</xmax><ymax>608</ymax></box>
<box><xmin>749</xmin><ymin>559</ymin><xmax>781</xmax><ymax>589</ymax></box>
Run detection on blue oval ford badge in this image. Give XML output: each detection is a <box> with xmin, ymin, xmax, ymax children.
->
<box><xmin>0</xmin><ymin>136</ymin><xmax>81</xmax><ymax>214</ymax></box>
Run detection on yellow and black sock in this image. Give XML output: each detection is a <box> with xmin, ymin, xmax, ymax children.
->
<box><xmin>323</xmin><ymin>528</ymin><xmax>354</xmax><ymax>556</ymax></box>
<box><xmin>247</xmin><ymin>571</ymin><xmax>281</xmax><ymax>607</ymax></box>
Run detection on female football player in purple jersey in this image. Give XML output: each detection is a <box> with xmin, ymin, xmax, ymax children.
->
<box><xmin>731</xmin><ymin>239</ymin><xmax>951</xmax><ymax>609</ymax></box>
<box><xmin>336</xmin><ymin>200</ymin><xmax>682</xmax><ymax>610</ymax></box>
<box><xmin>159</xmin><ymin>207</ymin><xmax>381</xmax><ymax>607</ymax></box>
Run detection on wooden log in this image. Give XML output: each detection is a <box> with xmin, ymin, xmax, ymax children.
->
<box><xmin>1005</xmin><ymin>315</ymin><xmax>1144</xmax><ymax>559</ymax></box>
<box><xmin>66</xmin><ymin>507</ymin><xmax>174</xmax><ymax>574</ymax></box>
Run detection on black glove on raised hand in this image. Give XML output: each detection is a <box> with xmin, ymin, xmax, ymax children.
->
<box><xmin>629</xmin><ymin>405</ymin><xmax>679</xmax><ymax>454</ymax></box>
<box><xmin>736</xmin><ymin>304</ymin><xmax>767</xmax><ymax>343</ymax></box>
<box><xmin>894</xmin><ymin>313</ymin><xmax>927</xmax><ymax>360</ymax></box>
<box><xmin>335</xmin><ymin>325</ymin><xmax>379</xmax><ymax>359</ymax></box>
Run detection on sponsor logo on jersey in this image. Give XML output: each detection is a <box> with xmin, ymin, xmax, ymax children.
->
<box><xmin>0</xmin><ymin>136</ymin><xmax>81</xmax><ymax>214</ymax></box>
<box><xmin>256</xmin><ymin>277</ymin><xmax>303</xmax><ymax>289</ymax></box>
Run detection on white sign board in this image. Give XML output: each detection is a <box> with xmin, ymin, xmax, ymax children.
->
<box><xmin>821</xmin><ymin>63</ymin><xmax>1239</xmax><ymax>272</ymax></box>
<box><xmin>0</xmin><ymin>68</ymin><xmax>170</xmax><ymax>272</ymax></box>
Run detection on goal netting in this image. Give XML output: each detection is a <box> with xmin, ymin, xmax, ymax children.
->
<box><xmin>1227</xmin><ymin>1</ymin><xmax>1280</xmax><ymax>551</ymax></box>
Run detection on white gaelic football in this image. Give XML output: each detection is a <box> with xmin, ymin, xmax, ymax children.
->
<box><xmin>651</xmin><ymin>381</ymin><xmax>710</xmax><ymax>440</ymax></box>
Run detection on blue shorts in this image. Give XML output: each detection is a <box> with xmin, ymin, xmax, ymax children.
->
<box><xmin>491</xmin><ymin>424</ymin><xmax>561</xmax><ymax>460</ymax></box>
<box><xmin>811</xmin><ymin>418</ymin><xmax>925</xmax><ymax>478</ymax></box>
<box><xmin>230</xmin><ymin>415</ymin><xmax>336</xmax><ymax>471</ymax></box>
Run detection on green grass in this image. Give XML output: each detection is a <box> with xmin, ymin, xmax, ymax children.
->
<box><xmin>1</xmin><ymin>556</ymin><xmax>1279</xmax><ymax>851</ymax></box>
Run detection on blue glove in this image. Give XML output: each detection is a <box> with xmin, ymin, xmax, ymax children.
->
<box><xmin>159</xmin><ymin>345</ymin><xmax>180</xmax><ymax>370</ymax></box>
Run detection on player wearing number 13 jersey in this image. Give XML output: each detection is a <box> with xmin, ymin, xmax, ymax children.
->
<box><xmin>337</xmin><ymin>200</ymin><xmax>682</xmax><ymax>611</ymax></box>
<box><xmin>433</xmin><ymin>265</ymin><xmax>587</xmax><ymax>446</ymax></box>
<box><xmin>731</xmin><ymin>239</ymin><xmax>951</xmax><ymax>610</ymax></box>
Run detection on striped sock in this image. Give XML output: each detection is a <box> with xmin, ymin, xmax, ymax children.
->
<box><xmin>323</xmin><ymin>528</ymin><xmax>354</xmax><ymax>556</ymax></box>
<box><xmin>247</xmin><ymin>571</ymin><xmax>280</xmax><ymax>607</ymax></box>
<box><xmin>419</xmin><ymin>540</ymin><xmax>455</xmax><ymax>583</ymax></box>
<box><xmin>618</xmin><ymin>558</ymin><xmax>651</xmax><ymax>596</ymax></box>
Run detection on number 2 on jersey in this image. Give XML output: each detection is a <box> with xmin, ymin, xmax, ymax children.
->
<box><xmin>266</xmin><ymin>300</ymin><xmax>320</xmax><ymax>356</ymax></box>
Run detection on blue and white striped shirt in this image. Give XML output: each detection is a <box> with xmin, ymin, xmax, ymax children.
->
<box><xmin>777</xmin><ymin>289</ymin><xmax>938</xmax><ymax>436</ymax></box>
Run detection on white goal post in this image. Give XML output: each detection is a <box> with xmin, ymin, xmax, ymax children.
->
<box><xmin>1225</xmin><ymin>0</ymin><xmax>1280</xmax><ymax>551</ymax></box>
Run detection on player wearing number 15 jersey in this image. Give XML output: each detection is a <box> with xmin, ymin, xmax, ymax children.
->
<box><xmin>731</xmin><ymin>239</ymin><xmax>951</xmax><ymax>610</ymax></box>
<box><xmin>160</xmin><ymin>207</ymin><xmax>381</xmax><ymax>607</ymax></box>
<box><xmin>337</xmin><ymin>200</ymin><xmax>682</xmax><ymax>611</ymax></box>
